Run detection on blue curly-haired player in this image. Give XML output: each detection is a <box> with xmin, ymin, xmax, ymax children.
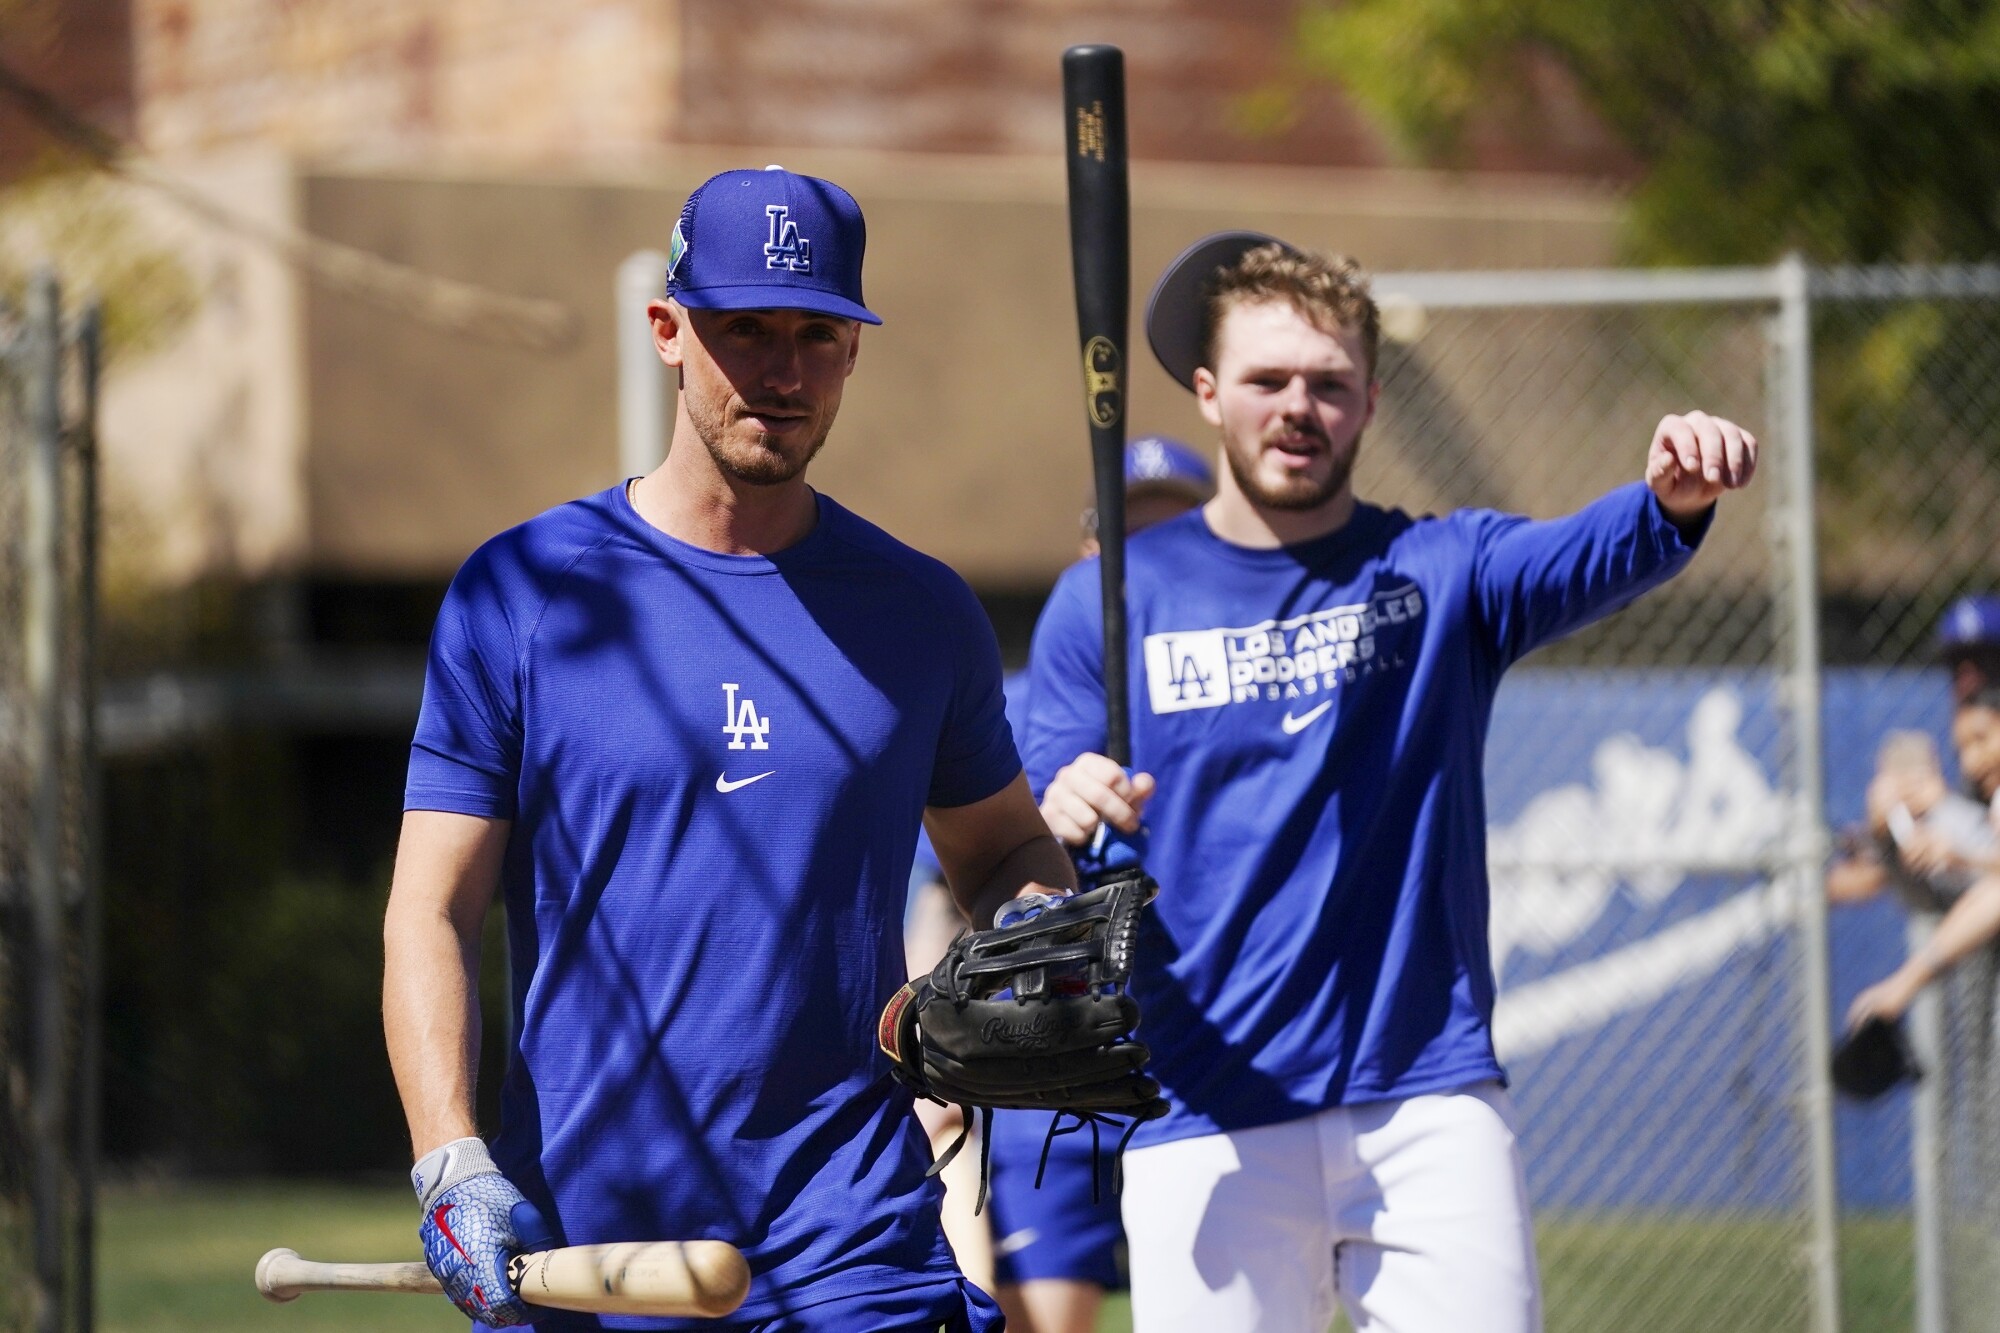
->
<box><xmin>1026</xmin><ymin>233</ymin><xmax>1758</xmax><ymax>1333</ymax></box>
<box><xmin>384</xmin><ymin>167</ymin><xmax>1075</xmax><ymax>1332</ymax></box>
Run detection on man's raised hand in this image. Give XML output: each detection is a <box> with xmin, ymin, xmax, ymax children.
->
<box><xmin>1646</xmin><ymin>410</ymin><xmax>1758</xmax><ymax>521</ymax></box>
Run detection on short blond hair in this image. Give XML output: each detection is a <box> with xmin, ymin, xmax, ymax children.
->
<box><xmin>1199</xmin><ymin>244</ymin><xmax>1380</xmax><ymax>377</ymax></box>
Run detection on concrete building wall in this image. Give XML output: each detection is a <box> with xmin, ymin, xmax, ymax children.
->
<box><xmin>92</xmin><ymin>149</ymin><xmax>307</xmax><ymax>585</ymax></box>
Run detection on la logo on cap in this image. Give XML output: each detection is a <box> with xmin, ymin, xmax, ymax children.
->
<box><xmin>765</xmin><ymin>206</ymin><xmax>811</xmax><ymax>273</ymax></box>
<box><xmin>664</xmin><ymin>165</ymin><xmax>882</xmax><ymax>325</ymax></box>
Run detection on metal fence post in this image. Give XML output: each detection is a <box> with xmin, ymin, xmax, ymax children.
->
<box><xmin>71</xmin><ymin>299</ymin><xmax>103</xmax><ymax>1333</ymax></box>
<box><xmin>23</xmin><ymin>266</ymin><xmax>69</xmax><ymax>1333</ymax></box>
<box><xmin>1907</xmin><ymin>913</ymin><xmax>1949</xmax><ymax>1333</ymax></box>
<box><xmin>1773</xmin><ymin>251</ymin><xmax>1843</xmax><ymax>1333</ymax></box>
<box><xmin>617</xmin><ymin>249</ymin><xmax>669</xmax><ymax>481</ymax></box>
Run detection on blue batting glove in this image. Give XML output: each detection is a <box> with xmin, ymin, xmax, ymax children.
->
<box><xmin>996</xmin><ymin>891</ymin><xmax>1069</xmax><ymax>929</ymax></box>
<box><xmin>413</xmin><ymin>1137</ymin><xmax>554</xmax><ymax>1328</ymax></box>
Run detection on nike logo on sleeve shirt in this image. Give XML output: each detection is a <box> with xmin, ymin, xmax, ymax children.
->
<box><xmin>1021</xmin><ymin>482</ymin><xmax>1704</xmax><ymax>1148</ymax></box>
<box><xmin>406</xmin><ymin>486</ymin><xmax>1020</xmax><ymax>1329</ymax></box>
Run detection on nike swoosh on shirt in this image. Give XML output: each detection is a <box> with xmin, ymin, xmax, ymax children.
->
<box><xmin>1280</xmin><ymin>701</ymin><xmax>1334</xmax><ymax>735</ymax></box>
<box><xmin>715</xmin><ymin>771</ymin><xmax>776</xmax><ymax>793</ymax></box>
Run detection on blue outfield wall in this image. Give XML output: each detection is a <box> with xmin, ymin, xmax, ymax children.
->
<box><xmin>1486</xmin><ymin>667</ymin><xmax>1949</xmax><ymax>1212</ymax></box>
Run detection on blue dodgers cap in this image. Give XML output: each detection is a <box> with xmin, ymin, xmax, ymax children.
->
<box><xmin>666</xmin><ymin>166</ymin><xmax>881</xmax><ymax>324</ymax></box>
<box><xmin>1125</xmin><ymin>435</ymin><xmax>1213</xmax><ymax>499</ymax></box>
<box><xmin>1938</xmin><ymin>595</ymin><xmax>2000</xmax><ymax>654</ymax></box>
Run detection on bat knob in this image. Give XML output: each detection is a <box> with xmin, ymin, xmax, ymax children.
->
<box><xmin>256</xmin><ymin>1248</ymin><xmax>302</xmax><ymax>1303</ymax></box>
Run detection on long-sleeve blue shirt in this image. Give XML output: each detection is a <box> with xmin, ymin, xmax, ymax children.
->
<box><xmin>1021</xmin><ymin>482</ymin><xmax>1706</xmax><ymax>1147</ymax></box>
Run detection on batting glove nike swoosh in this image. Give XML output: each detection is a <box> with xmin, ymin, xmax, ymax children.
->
<box><xmin>413</xmin><ymin>1137</ymin><xmax>554</xmax><ymax>1328</ymax></box>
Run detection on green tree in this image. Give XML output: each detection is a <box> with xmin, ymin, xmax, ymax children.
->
<box><xmin>1299</xmin><ymin>0</ymin><xmax>2000</xmax><ymax>265</ymax></box>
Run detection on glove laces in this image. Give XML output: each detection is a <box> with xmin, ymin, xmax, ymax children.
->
<box><xmin>925</xmin><ymin>1104</ymin><xmax>1147</xmax><ymax>1214</ymax></box>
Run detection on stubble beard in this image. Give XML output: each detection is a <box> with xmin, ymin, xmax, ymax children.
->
<box><xmin>1222</xmin><ymin>422</ymin><xmax>1360</xmax><ymax>512</ymax></box>
<box><xmin>687</xmin><ymin>389</ymin><xmax>832</xmax><ymax>487</ymax></box>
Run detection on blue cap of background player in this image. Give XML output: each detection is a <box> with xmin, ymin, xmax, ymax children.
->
<box><xmin>1125</xmin><ymin>435</ymin><xmax>1213</xmax><ymax>501</ymax></box>
<box><xmin>1937</xmin><ymin>595</ymin><xmax>2000</xmax><ymax>655</ymax></box>
<box><xmin>666</xmin><ymin>166</ymin><xmax>882</xmax><ymax>325</ymax></box>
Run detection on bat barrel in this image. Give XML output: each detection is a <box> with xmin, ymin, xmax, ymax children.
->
<box><xmin>510</xmin><ymin>1240</ymin><xmax>751</xmax><ymax>1317</ymax></box>
<box><xmin>1062</xmin><ymin>43</ymin><xmax>1133</xmax><ymax>766</ymax></box>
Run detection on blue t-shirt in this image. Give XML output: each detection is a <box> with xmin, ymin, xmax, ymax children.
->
<box><xmin>909</xmin><ymin>673</ymin><xmax>1029</xmax><ymax>890</ymax></box>
<box><xmin>406</xmin><ymin>485</ymin><xmax>1021</xmax><ymax>1328</ymax></box>
<box><xmin>1021</xmin><ymin>482</ymin><xmax>1704</xmax><ymax>1148</ymax></box>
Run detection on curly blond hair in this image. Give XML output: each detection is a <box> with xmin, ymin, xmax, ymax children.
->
<box><xmin>1199</xmin><ymin>243</ymin><xmax>1380</xmax><ymax>377</ymax></box>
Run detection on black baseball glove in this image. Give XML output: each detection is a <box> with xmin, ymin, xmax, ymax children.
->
<box><xmin>878</xmin><ymin>866</ymin><xmax>1169</xmax><ymax>1204</ymax></box>
<box><xmin>1832</xmin><ymin>1015</ymin><xmax>1921</xmax><ymax>1100</ymax></box>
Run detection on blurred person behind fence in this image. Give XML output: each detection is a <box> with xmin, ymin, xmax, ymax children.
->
<box><xmin>1828</xmin><ymin>596</ymin><xmax>2000</xmax><ymax>907</ymax></box>
<box><xmin>1848</xmin><ymin>685</ymin><xmax>2000</xmax><ymax>1031</ymax></box>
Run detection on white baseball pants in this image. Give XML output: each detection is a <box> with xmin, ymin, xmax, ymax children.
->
<box><xmin>1120</xmin><ymin>1082</ymin><xmax>1541</xmax><ymax>1333</ymax></box>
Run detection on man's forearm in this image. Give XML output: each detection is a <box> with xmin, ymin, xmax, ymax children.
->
<box><xmin>961</xmin><ymin>833</ymin><xmax>1078</xmax><ymax>929</ymax></box>
<box><xmin>384</xmin><ymin>893</ymin><xmax>485</xmax><ymax>1156</ymax></box>
<box><xmin>1909</xmin><ymin>875</ymin><xmax>2000</xmax><ymax>985</ymax></box>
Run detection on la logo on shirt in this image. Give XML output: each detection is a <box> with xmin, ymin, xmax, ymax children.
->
<box><xmin>1143</xmin><ymin>585</ymin><xmax>1426</xmax><ymax>715</ymax></box>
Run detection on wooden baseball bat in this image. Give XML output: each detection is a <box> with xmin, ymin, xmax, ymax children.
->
<box><xmin>1062</xmin><ymin>43</ymin><xmax>1134</xmax><ymax>767</ymax></box>
<box><xmin>255</xmin><ymin>1239</ymin><xmax>751</xmax><ymax>1318</ymax></box>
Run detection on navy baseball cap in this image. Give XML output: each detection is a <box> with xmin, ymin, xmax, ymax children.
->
<box><xmin>1145</xmin><ymin>230</ymin><xmax>1288</xmax><ymax>389</ymax></box>
<box><xmin>1938</xmin><ymin>595</ymin><xmax>2000</xmax><ymax>655</ymax></box>
<box><xmin>666</xmin><ymin>166</ymin><xmax>881</xmax><ymax>324</ymax></box>
<box><xmin>1125</xmin><ymin>435</ymin><xmax>1213</xmax><ymax>500</ymax></box>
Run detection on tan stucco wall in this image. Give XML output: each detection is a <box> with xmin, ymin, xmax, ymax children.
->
<box><xmin>300</xmin><ymin>148</ymin><xmax>1621</xmax><ymax>584</ymax></box>
<box><xmin>96</xmin><ymin>149</ymin><xmax>308</xmax><ymax>585</ymax></box>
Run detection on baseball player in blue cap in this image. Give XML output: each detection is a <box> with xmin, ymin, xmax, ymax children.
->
<box><xmin>383</xmin><ymin>166</ymin><xmax>1073</xmax><ymax>1332</ymax></box>
<box><xmin>1022</xmin><ymin>234</ymin><xmax>1757</xmax><ymax>1332</ymax></box>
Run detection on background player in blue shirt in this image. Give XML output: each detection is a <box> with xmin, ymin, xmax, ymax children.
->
<box><xmin>906</xmin><ymin>437</ymin><xmax>1214</xmax><ymax>1333</ymax></box>
<box><xmin>382</xmin><ymin>167</ymin><xmax>1075</xmax><ymax>1332</ymax></box>
<box><xmin>1022</xmin><ymin>234</ymin><xmax>1758</xmax><ymax>1333</ymax></box>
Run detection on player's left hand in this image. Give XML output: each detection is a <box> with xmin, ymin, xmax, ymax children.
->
<box><xmin>1646</xmin><ymin>410</ymin><xmax>1758</xmax><ymax>522</ymax></box>
<box><xmin>413</xmin><ymin>1137</ymin><xmax>555</xmax><ymax>1327</ymax></box>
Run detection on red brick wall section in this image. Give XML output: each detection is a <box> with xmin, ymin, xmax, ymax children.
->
<box><xmin>133</xmin><ymin>0</ymin><xmax>679</xmax><ymax>161</ymax></box>
<box><xmin>113</xmin><ymin>0</ymin><xmax>1636</xmax><ymax>178</ymax></box>
<box><xmin>677</xmin><ymin>0</ymin><xmax>1639</xmax><ymax>179</ymax></box>
<box><xmin>1</xmin><ymin>0</ymin><xmax>134</xmax><ymax>179</ymax></box>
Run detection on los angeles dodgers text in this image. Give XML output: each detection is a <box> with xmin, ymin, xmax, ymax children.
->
<box><xmin>1143</xmin><ymin>585</ymin><xmax>1425</xmax><ymax>715</ymax></box>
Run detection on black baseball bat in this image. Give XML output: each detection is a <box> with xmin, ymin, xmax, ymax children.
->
<box><xmin>1062</xmin><ymin>44</ymin><xmax>1132</xmax><ymax>767</ymax></box>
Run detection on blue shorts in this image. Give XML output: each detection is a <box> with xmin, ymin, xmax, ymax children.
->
<box><xmin>986</xmin><ymin>1111</ymin><xmax>1127</xmax><ymax>1289</ymax></box>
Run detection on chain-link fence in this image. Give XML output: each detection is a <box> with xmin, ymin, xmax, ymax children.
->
<box><xmin>1810</xmin><ymin>269</ymin><xmax>2000</xmax><ymax>1333</ymax></box>
<box><xmin>0</xmin><ymin>267</ymin><xmax>103</xmax><ymax>1333</ymax></box>
<box><xmin>1324</xmin><ymin>259</ymin><xmax>2000</xmax><ymax>1333</ymax></box>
